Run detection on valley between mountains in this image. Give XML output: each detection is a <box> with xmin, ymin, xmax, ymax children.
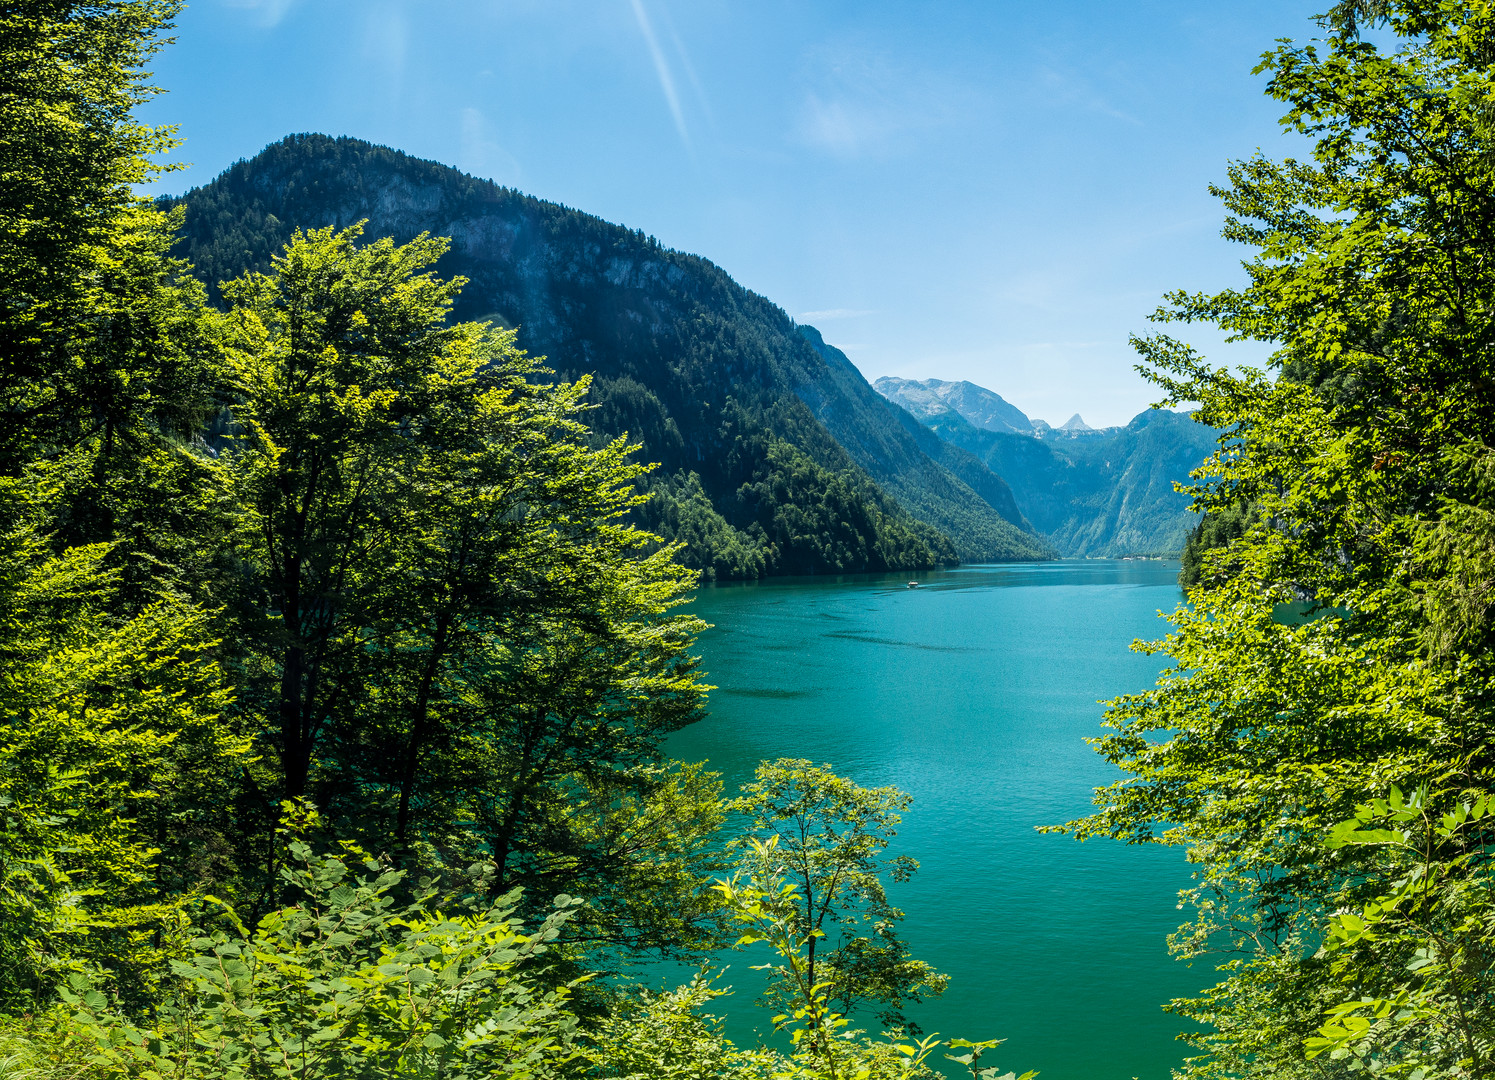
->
<box><xmin>171</xmin><ymin>134</ymin><xmax>1217</xmax><ymax>574</ymax></box>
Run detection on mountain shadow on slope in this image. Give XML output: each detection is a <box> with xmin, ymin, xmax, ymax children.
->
<box><xmin>169</xmin><ymin>134</ymin><xmax>1052</xmax><ymax>575</ymax></box>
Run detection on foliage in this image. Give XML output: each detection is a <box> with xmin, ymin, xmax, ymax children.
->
<box><xmin>220</xmin><ymin>221</ymin><xmax>506</xmax><ymax>803</ymax></box>
<box><xmin>0</xmin><ymin>481</ymin><xmax>247</xmax><ymax>1012</ymax></box>
<box><xmin>587</xmin><ymin>772</ymin><xmax>1016</xmax><ymax>1080</ymax></box>
<box><xmin>3</xmin><ymin>0</ymin><xmax>726</xmax><ymax>1041</ymax></box>
<box><xmin>0</xmin><ymin>1038</ymin><xmax>44</xmax><ymax>1080</ymax></box>
<box><xmin>214</xmin><ymin>223</ymin><xmax>717</xmax><ymax>964</ymax></box>
<box><xmin>729</xmin><ymin>762</ymin><xmax>947</xmax><ymax>1031</ymax></box>
<box><xmin>584</xmin><ymin>924</ymin><xmax>948</xmax><ymax>1080</ymax></box>
<box><xmin>166</xmin><ymin>134</ymin><xmax>1050</xmax><ymax>575</ymax></box>
<box><xmin>0</xmin><ymin>0</ymin><xmax>231</xmax><ymax>621</ymax></box>
<box><xmin>1053</xmin><ymin>1</ymin><xmax>1495</xmax><ymax>1076</ymax></box>
<box><xmin>711</xmin><ymin>863</ymin><xmax>944</xmax><ymax>1080</ymax></box>
<box><xmin>732</xmin><ymin>440</ymin><xmax>949</xmax><ymax>577</ymax></box>
<box><xmin>582</xmin><ymin>975</ymin><xmax>779</xmax><ymax>1080</ymax></box>
<box><xmin>0</xmin><ymin>0</ymin><xmax>223</xmax><ymax>471</ymax></box>
<box><xmin>636</xmin><ymin>471</ymin><xmax>769</xmax><ymax>581</ymax></box>
<box><xmin>636</xmin><ymin>434</ymin><xmax>952</xmax><ymax>579</ymax></box>
<box><xmin>0</xmin><ymin>0</ymin><xmax>228</xmax><ymax>622</ymax></box>
<box><xmin>1304</xmin><ymin>785</ymin><xmax>1495</xmax><ymax>1076</ymax></box>
<box><xmin>49</xmin><ymin>837</ymin><xmax>582</xmax><ymax>1080</ymax></box>
<box><xmin>1176</xmin><ymin>499</ymin><xmax>1254</xmax><ymax>588</ymax></box>
<box><xmin>0</xmin><ymin>0</ymin><xmax>249</xmax><ymax>1025</ymax></box>
<box><xmin>944</xmin><ymin>1039</ymin><xmax>1037</xmax><ymax>1080</ymax></box>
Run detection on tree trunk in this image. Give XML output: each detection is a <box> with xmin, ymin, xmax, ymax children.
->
<box><xmin>395</xmin><ymin>615</ymin><xmax>453</xmax><ymax>844</ymax></box>
<box><xmin>490</xmin><ymin>719</ymin><xmax>541</xmax><ymax>894</ymax></box>
<box><xmin>279</xmin><ymin>643</ymin><xmax>309</xmax><ymax>798</ymax></box>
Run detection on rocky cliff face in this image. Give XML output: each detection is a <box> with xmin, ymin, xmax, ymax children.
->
<box><xmin>171</xmin><ymin>134</ymin><xmax>1052</xmax><ymax>574</ymax></box>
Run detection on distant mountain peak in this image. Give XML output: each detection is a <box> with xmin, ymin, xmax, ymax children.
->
<box><xmin>877</xmin><ymin>385</ymin><xmax>1221</xmax><ymax>558</ymax></box>
<box><xmin>873</xmin><ymin>376</ymin><xmax>1033</xmax><ymax>435</ymax></box>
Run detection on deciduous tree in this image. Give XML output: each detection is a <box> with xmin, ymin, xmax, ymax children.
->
<box><xmin>1057</xmin><ymin>2</ymin><xmax>1495</xmax><ymax>1075</ymax></box>
<box><xmin>729</xmin><ymin>760</ymin><xmax>946</xmax><ymax>1032</ymax></box>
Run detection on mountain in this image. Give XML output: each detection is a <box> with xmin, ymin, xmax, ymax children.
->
<box><xmin>875</xmin><ymin>379</ymin><xmax>1219</xmax><ymax>557</ymax></box>
<box><xmin>795</xmin><ymin>328</ymin><xmax>1040</xmax><ymax>542</ymax></box>
<box><xmin>875</xmin><ymin>377</ymin><xmax>1124</xmax><ymax>441</ymax></box>
<box><xmin>169</xmin><ymin>135</ymin><xmax>1052</xmax><ymax>577</ymax></box>
<box><xmin>873</xmin><ymin>377</ymin><xmax>1034</xmax><ymax>434</ymax></box>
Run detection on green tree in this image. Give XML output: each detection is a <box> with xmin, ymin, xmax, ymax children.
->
<box><xmin>339</xmin><ymin>547</ymin><xmax>724</xmax><ymax>962</ymax></box>
<box><xmin>685</xmin><ymin>849</ymin><xmax>1029</xmax><ymax>1080</ymax></box>
<box><xmin>1176</xmin><ymin>499</ymin><xmax>1253</xmax><ymax>587</ymax></box>
<box><xmin>48</xmin><ymin>834</ymin><xmax>582</xmax><ymax>1080</ymax></box>
<box><xmin>1304</xmin><ymin>784</ymin><xmax>1495</xmax><ymax>1075</ymax></box>
<box><xmin>0</xmin><ymin>482</ymin><xmax>247</xmax><ymax>1011</ymax></box>
<box><xmin>728</xmin><ymin>761</ymin><xmax>947</xmax><ymax>1032</ymax></box>
<box><xmin>582</xmin><ymin>865</ymin><xmax>952</xmax><ymax>1080</ymax></box>
<box><xmin>1054</xmin><ymin>2</ymin><xmax>1495</xmax><ymax>1076</ymax></box>
<box><xmin>0</xmin><ymin>1</ymin><xmax>228</xmax><ymax>613</ymax></box>
<box><xmin>0</xmin><ymin>0</ymin><xmax>217</xmax><ymax>467</ymax></box>
<box><xmin>221</xmin><ymin>223</ymin><xmax>480</xmax><ymax>806</ymax></box>
<box><xmin>220</xmin><ymin>223</ymin><xmax>719</xmax><ymax>961</ymax></box>
<box><xmin>0</xmin><ymin>0</ymin><xmax>248</xmax><ymax>1020</ymax></box>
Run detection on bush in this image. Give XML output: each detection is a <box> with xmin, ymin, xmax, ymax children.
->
<box><xmin>42</xmin><ymin>840</ymin><xmax>582</xmax><ymax>1080</ymax></box>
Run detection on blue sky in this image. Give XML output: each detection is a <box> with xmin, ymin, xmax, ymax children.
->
<box><xmin>144</xmin><ymin>0</ymin><xmax>1314</xmax><ymax>427</ymax></box>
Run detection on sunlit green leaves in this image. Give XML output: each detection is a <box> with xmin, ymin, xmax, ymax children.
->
<box><xmin>728</xmin><ymin>760</ymin><xmax>949</xmax><ymax>1033</ymax></box>
<box><xmin>1057</xmin><ymin>2</ymin><xmax>1495</xmax><ymax>1077</ymax></box>
<box><xmin>54</xmin><ymin>841</ymin><xmax>583</xmax><ymax>1080</ymax></box>
<box><xmin>0</xmin><ymin>478</ymin><xmax>248</xmax><ymax>1011</ymax></box>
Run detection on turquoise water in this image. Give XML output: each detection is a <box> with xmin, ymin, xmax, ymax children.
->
<box><xmin>666</xmin><ymin>560</ymin><xmax>1201</xmax><ymax>1080</ymax></box>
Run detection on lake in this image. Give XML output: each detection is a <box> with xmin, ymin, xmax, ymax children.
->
<box><xmin>665</xmin><ymin>560</ymin><xmax>1202</xmax><ymax>1080</ymax></box>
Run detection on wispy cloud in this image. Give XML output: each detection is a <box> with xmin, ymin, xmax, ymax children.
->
<box><xmin>222</xmin><ymin>0</ymin><xmax>296</xmax><ymax>29</ymax></box>
<box><xmin>1034</xmin><ymin>65</ymin><xmax>1142</xmax><ymax>126</ymax></box>
<box><xmin>797</xmin><ymin>308</ymin><xmax>874</xmax><ymax>321</ymax></box>
<box><xmin>630</xmin><ymin>0</ymin><xmax>688</xmax><ymax>145</ymax></box>
<box><xmin>793</xmin><ymin>47</ymin><xmax>964</xmax><ymax>159</ymax></box>
<box><xmin>798</xmin><ymin>95</ymin><xmax>884</xmax><ymax>158</ymax></box>
<box><xmin>362</xmin><ymin>4</ymin><xmax>409</xmax><ymax>93</ymax></box>
<box><xmin>656</xmin><ymin>3</ymin><xmax>712</xmax><ymax>128</ymax></box>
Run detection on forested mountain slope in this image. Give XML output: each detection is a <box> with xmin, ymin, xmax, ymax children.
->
<box><xmin>796</xmin><ymin>327</ymin><xmax>1040</xmax><ymax>541</ymax></box>
<box><xmin>169</xmin><ymin>134</ymin><xmax>1050</xmax><ymax>574</ymax></box>
<box><xmin>877</xmin><ymin>378</ymin><xmax>1218</xmax><ymax>557</ymax></box>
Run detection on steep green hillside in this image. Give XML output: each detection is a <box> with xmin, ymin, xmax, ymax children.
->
<box><xmin>796</xmin><ymin>328</ymin><xmax>1048</xmax><ymax>558</ymax></box>
<box><xmin>170</xmin><ymin>134</ymin><xmax>1051</xmax><ymax>573</ymax></box>
<box><xmin>878</xmin><ymin>379</ymin><xmax>1219</xmax><ymax>556</ymax></box>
